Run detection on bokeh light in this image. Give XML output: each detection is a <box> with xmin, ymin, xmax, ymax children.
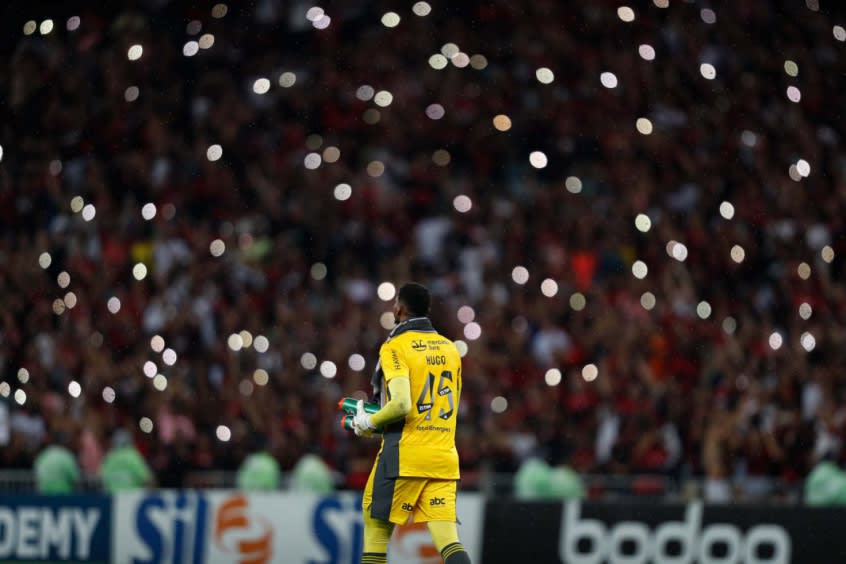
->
<box><xmin>600</xmin><ymin>72</ymin><xmax>618</xmax><ymax>89</ymax></box>
<box><xmin>139</xmin><ymin>418</ymin><xmax>154</xmax><ymax>434</ymax></box>
<box><xmin>457</xmin><ymin>306</ymin><xmax>476</xmax><ymax>324</ymax></box>
<box><xmin>632</xmin><ymin>260</ymin><xmax>648</xmax><ymax>279</ymax></box>
<box><xmin>426</xmin><ymin>104</ymin><xmax>445</xmax><ymax>120</ymax></box>
<box><xmin>254</xmin><ymin>335</ymin><xmax>269</xmax><ymax>353</ymax></box>
<box><xmin>141</xmin><ymin>203</ymin><xmax>156</xmax><ymax>220</ymax></box>
<box><xmin>253</xmin><ymin>78</ymin><xmax>271</xmax><ymax>95</ymax></box>
<box><xmin>799</xmin><ymin>302</ymin><xmax>812</xmax><ymax>320</ymax></box>
<box><xmin>102</xmin><ymin>387</ymin><xmax>116</xmax><ymax>404</ymax></box>
<box><xmin>210</xmin><ymin>239</ymin><xmax>225</xmax><ymax>257</ymax></box>
<box><xmin>540</xmin><ymin>278</ymin><xmax>558</xmax><ymax>297</ymax></box>
<box><xmin>150</xmin><ymin>336</ymin><xmax>165</xmax><ymax>353</ymax></box>
<box><xmin>334</xmin><ymin>183</ymin><xmax>352</xmax><ymax>201</ymax></box>
<box><xmin>377</xmin><ymin>282</ymin><xmax>396</xmax><ymax>301</ymax></box>
<box><xmin>207</xmin><ymin>144</ymin><xmax>223</xmax><ymax>161</ymax></box>
<box><xmin>545</xmin><ymin>369</ymin><xmax>562</xmax><ymax>387</ymax></box>
<box><xmin>227</xmin><ymin>333</ymin><xmax>244</xmax><ymax>351</ymax></box>
<box><xmin>153</xmin><ymin>374</ymin><xmax>168</xmax><ymax>391</ymax></box>
<box><xmin>464</xmin><ymin>322</ymin><xmax>482</xmax><ymax>341</ymax></box>
<box><xmin>107</xmin><ymin>297</ymin><xmax>121</xmax><ymax>314</ymax></box>
<box><xmin>491</xmin><ymin>396</ymin><xmax>508</xmax><ymax>413</ymax></box>
<box><xmin>639</xmin><ymin>44</ymin><xmax>656</xmax><ymax>61</ymax></box>
<box><xmin>636</xmin><ymin>118</ymin><xmax>653</xmax><ymax>135</ymax></box>
<box><xmin>617</xmin><ymin>7</ymin><xmax>635</xmax><ymax>22</ymax></box>
<box><xmin>529</xmin><ymin>151</ymin><xmax>548</xmax><ymax>169</ymax></box>
<box><xmin>253</xmin><ymin>369</ymin><xmax>269</xmax><ymax>386</ymax></box>
<box><xmin>493</xmin><ymin>115</ymin><xmax>512</xmax><ymax>131</ymax></box>
<box><xmin>635</xmin><ymin>213</ymin><xmax>651</xmax><ymax>232</ymax></box>
<box><xmin>641</xmin><ymin>292</ymin><xmax>656</xmax><ymax>311</ymax></box>
<box><xmin>319</xmin><ymin>360</ymin><xmax>337</xmax><ymax>378</ymax></box>
<box><xmin>300</xmin><ymin>352</ymin><xmax>318</xmax><ymax>370</ymax></box>
<box><xmin>412</xmin><ymin>2</ymin><xmax>432</xmax><ymax>16</ymax></box>
<box><xmin>569</xmin><ymin>293</ymin><xmax>586</xmax><ymax>311</ymax></box>
<box><xmin>216</xmin><ymin>425</ymin><xmax>231</xmax><ymax>442</ymax></box>
<box><xmin>127</xmin><ymin>45</ymin><xmax>143</xmax><ymax>61</ymax></box>
<box><xmin>535</xmin><ymin>67</ymin><xmax>555</xmax><ymax>84</ymax></box>
<box><xmin>132</xmin><ymin>263</ymin><xmax>148</xmax><ymax>281</ymax></box>
<box><xmin>162</xmin><ymin>348</ymin><xmax>177</xmax><ymax>366</ymax></box>
<box><xmin>512</xmin><ymin>266</ymin><xmax>529</xmax><ymax>285</ymax></box>
<box><xmin>348</xmin><ymin>354</ymin><xmax>366</xmax><ymax>371</ymax></box>
<box><xmin>453</xmin><ymin>195</ymin><xmax>472</xmax><ymax>213</ymax></box>
<box><xmin>800</xmin><ymin>332</ymin><xmax>816</xmax><ymax>352</ymax></box>
<box><xmin>381</xmin><ymin>12</ymin><xmax>401</xmax><ymax>28</ymax></box>
<box><xmin>565</xmin><ymin>176</ymin><xmax>583</xmax><ymax>194</ymax></box>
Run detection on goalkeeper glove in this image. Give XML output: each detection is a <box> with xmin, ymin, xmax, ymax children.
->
<box><xmin>352</xmin><ymin>400</ymin><xmax>377</xmax><ymax>437</ymax></box>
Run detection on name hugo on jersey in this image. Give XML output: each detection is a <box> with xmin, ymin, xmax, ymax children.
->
<box><xmin>425</xmin><ymin>355</ymin><xmax>447</xmax><ymax>366</ymax></box>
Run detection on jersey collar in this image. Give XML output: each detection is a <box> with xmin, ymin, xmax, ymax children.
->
<box><xmin>386</xmin><ymin>317</ymin><xmax>435</xmax><ymax>340</ymax></box>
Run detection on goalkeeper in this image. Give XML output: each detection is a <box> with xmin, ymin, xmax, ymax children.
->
<box><xmin>349</xmin><ymin>282</ymin><xmax>471</xmax><ymax>564</ymax></box>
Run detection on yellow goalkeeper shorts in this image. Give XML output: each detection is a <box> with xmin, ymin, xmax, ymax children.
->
<box><xmin>362</xmin><ymin>455</ymin><xmax>457</xmax><ymax>525</ymax></box>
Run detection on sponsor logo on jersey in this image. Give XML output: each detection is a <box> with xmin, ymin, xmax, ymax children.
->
<box><xmin>391</xmin><ymin>349</ymin><xmax>401</xmax><ymax>370</ymax></box>
<box><xmin>429</xmin><ymin>498</ymin><xmax>446</xmax><ymax>507</ymax></box>
<box><xmin>401</xmin><ymin>503</ymin><xmax>415</xmax><ymax>512</ymax></box>
<box><xmin>411</xmin><ymin>340</ymin><xmax>427</xmax><ymax>352</ymax></box>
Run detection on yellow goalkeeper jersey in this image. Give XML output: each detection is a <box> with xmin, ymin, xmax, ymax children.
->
<box><xmin>376</xmin><ymin>318</ymin><xmax>462</xmax><ymax>480</ymax></box>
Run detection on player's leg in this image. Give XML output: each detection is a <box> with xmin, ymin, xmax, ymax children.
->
<box><xmin>362</xmin><ymin>458</ymin><xmax>424</xmax><ymax>561</ymax></box>
<box><xmin>416</xmin><ymin>480</ymin><xmax>472</xmax><ymax>563</ymax></box>
<box><xmin>428</xmin><ymin>520</ymin><xmax>471</xmax><ymax>564</ymax></box>
<box><xmin>361</xmin><ymin>511</ymin><xmax>394</xmax><ymax>564</ymax></box>
<box><xmin>361</xmin><ymin>457</ymin><xmax>392</xmax><ymax>563</ymax></box>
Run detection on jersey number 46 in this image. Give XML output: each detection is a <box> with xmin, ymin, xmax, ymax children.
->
<box><xmin>416</xmin><ymin>370</ymin><xmax>455</xmax><ymax>420</ymax></box>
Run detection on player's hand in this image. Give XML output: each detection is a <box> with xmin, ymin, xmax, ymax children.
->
<box><xmin>352</xmin><ymin>400</ymin><xmax>376</xmax><ymax>437</ymax></box>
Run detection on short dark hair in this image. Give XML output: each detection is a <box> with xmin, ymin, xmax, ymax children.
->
<box><xmin>398</xmin><ymin>282</ymin><xmax>431</xmax><ymax>317</ymax></box>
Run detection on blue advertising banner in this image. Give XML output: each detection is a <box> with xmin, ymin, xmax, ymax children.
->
<box><xmin>112</xmin><ymin>490</ymin><xmax>484</xmax><ymax>563</ymax></box>
<box><xmin>0</xmin><ymin>495</ymin><xmax>111</xmax><ymax>563</ymax></box>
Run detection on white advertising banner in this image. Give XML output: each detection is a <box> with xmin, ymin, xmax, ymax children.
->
<box><xmin>113</xmin><ymin>490</ymin><xmax>483</xmax><ymax>564</ymax></box>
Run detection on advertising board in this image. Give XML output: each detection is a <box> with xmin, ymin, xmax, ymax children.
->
<box><xmin>481</xmin><ymin>500</ymin><xmax>846</xmax><ymax>564</ymax></box>
<box><xmin>113</xmin><ymin>490</ymin><xmax>483</xmax><ymax>563</ymax></box>
<box><xmin>0</xmin><ymin>495</ymin><xmax>111</xmax><ymax>563</ymax></box>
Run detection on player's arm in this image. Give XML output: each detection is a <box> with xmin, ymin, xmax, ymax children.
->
<box><xmin>352</xmin><ymin>343</ymin><xmax>412</xmax><ymax>434</ymax></box>
<box><xmin>370</xmin><ymin>376</ymin><xmax>411</xmax><ymax>427</ymax></box>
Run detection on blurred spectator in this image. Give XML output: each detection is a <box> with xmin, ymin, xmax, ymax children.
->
<box><xmin>805</xmin><ymin>460</ymin><xmax>846</xmax><ymax>506</ymax></box>
<box><xmin>236</xmin><ymin>444</ymin><xmax>282</xmax><ymax>492</ymax></box>
<box><xmin>33</xmin><ymin>435</ymin><xmax>80</xmax><ymax>494</ymax></box>
<box><xmin>514</xmin><ymin>458</ymin><xmax>552</xmax><ymax>500</ymax></box>
<box><xmin>290</xmin><ymin>453</ymin><xmax>335</xmax><ymax>494</ymax></box>
<box><xmin>514</xmin><ymin>458</ymin><xmax>584</xmax><ymax>500</ymax></box>
<box><xmin>100</xmin><ymin>428</ymin><xmax>154</xmax><ymax>492</ymax></box>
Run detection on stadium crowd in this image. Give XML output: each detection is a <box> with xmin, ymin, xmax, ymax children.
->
<box><xmin>2</xmin><ymin>0</ymin><xmax>846</xmax><ymax>501</ymax></box>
